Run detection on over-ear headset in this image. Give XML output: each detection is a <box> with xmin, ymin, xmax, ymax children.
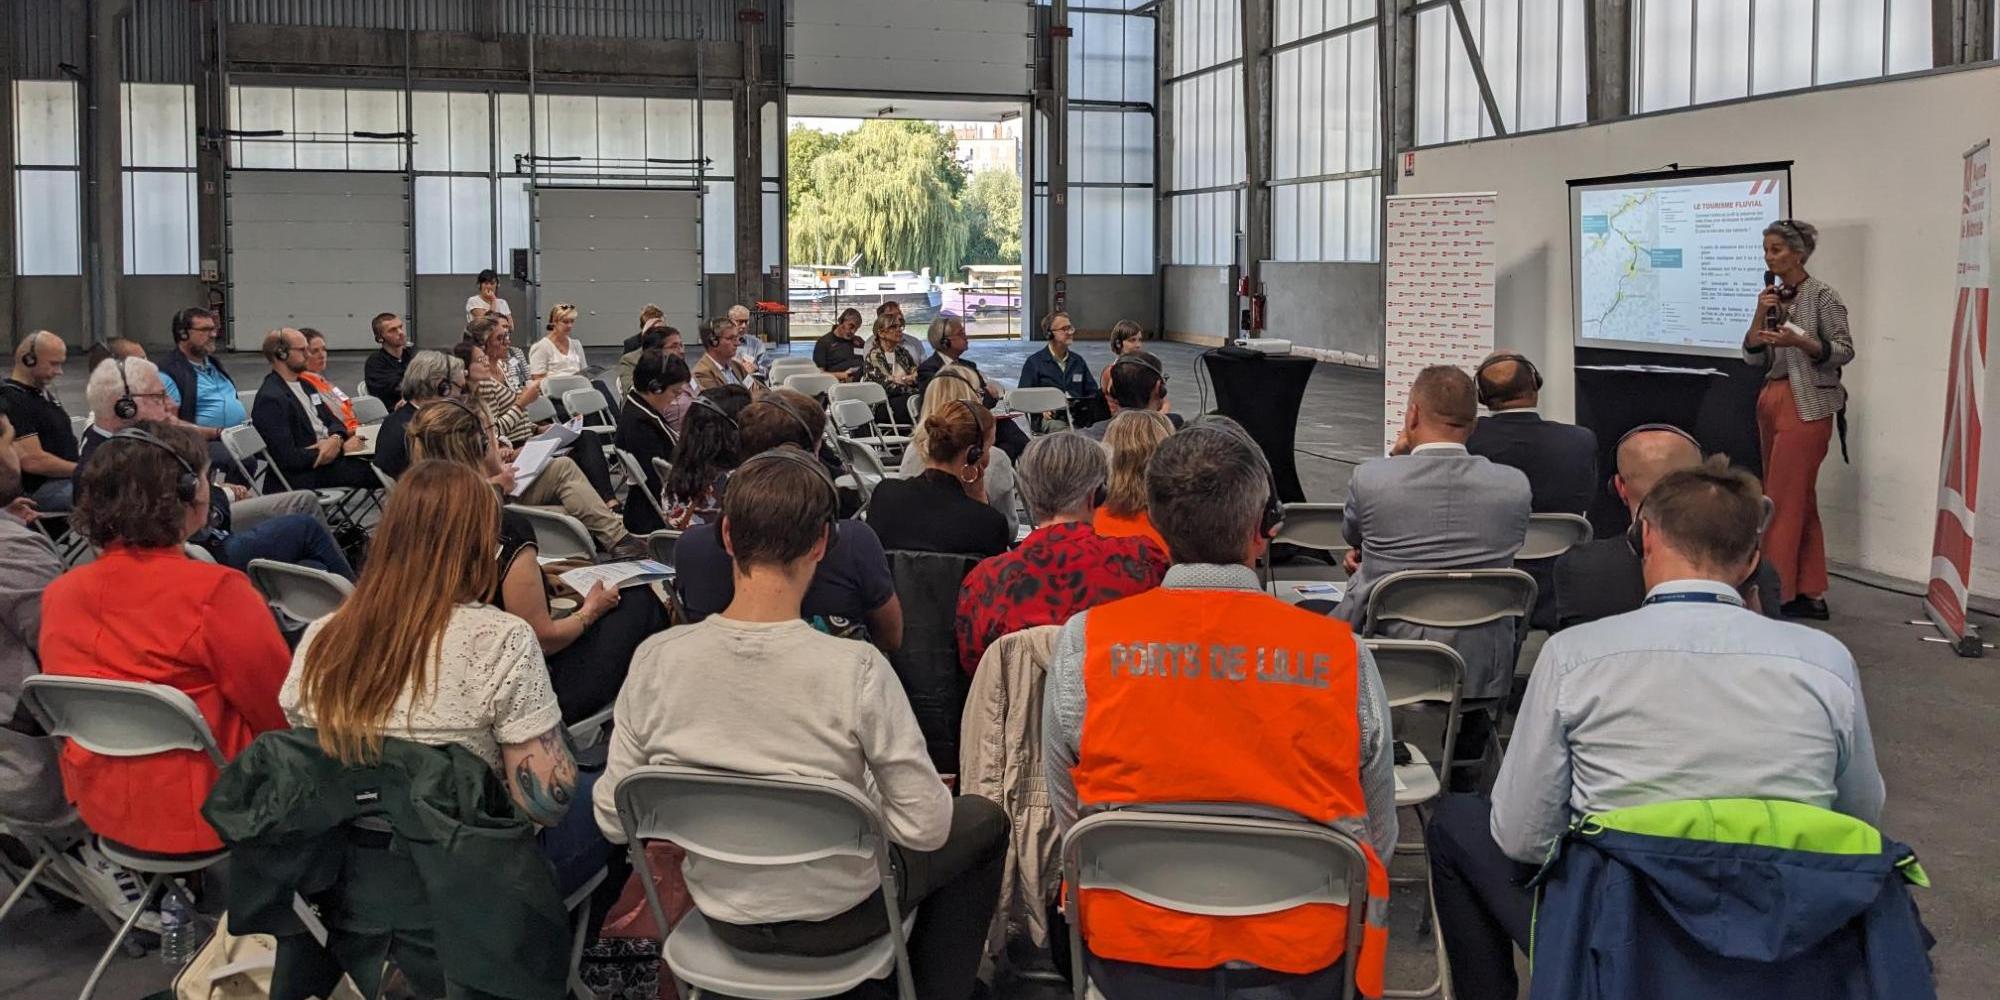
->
<box><xmin>1182</xmin><ymin>422</ymin><xmax>1286</xmax><ymax>537</ymax></box>
<box><xmin>113</xmin><ymin>359</ymin><xmax>139</xmax><ymax>421</ymax></box>
<box><xmin>1108</xmin><ymin>352</ymin><xmax>1167</xmax><ymax>380</ymax></box>
<box><xmin>20</xmin><ymin>332</ymin><xmax>41</xmax><ymax>370</ymax></box>
<box><xmin>763</xmin><ymin>394</ymin><xmax>818</xmax><ymax>447</ymax></box>
<box><xmin>692</xmin><ymin>393</ymin><xmax>739</xmax><ymax>427</ymax></box>
<box><xmin>1473</xmin><ymin>352</ymin><xmax>1541</xmax><ymax>409</ymax></box>
<box><xmin>172</xmin><ymin>311</ymin><xmax>191</xmax><ymax>343</ymax></box>
<box><xmin>425</xmin><ymin>395</ymin><xmax>491</xmax><ymax>458</ymax></box>
<box><xmin>736</xmin><ymin>446</ymin><xmax>842</xmax><ymax>554</ymax></box>
<box><xmin>1608</xmin><ymin>422</ymin><xmax>1702</xmax><ymax>498</ymax></box>
<box><xmin>110</xmin><ymin>428</ymin><xmax>200</xmax><ymax>503</ymax></box>
<box><xmin>951</xmin><ymin>398</ymin><xmax>991</xmax><ymax>471</ymax></box>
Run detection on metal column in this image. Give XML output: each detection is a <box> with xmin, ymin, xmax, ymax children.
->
<box><xmin>1239</xmin><ymin>0</ymin><xmax>1274</xmax><ymax>336</ymax></box>
<box><xmin>86</xmin><ymin>0</ymin><xmax>132</xmax><ymax>343</ymax></box>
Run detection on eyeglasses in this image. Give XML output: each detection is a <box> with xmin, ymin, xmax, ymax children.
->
<box><xmin>132</xmin><ymin>391</ymin><xmax>169</xmax><ymax>404</ymax></box>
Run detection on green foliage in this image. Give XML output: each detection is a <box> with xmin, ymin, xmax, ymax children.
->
<box><xmin>962</xmin><ymin>168</ymin><xmax>1021</xmax><ymax>265</ymax></box>
<box><xmin>786</xmin><ymin>121</ymin><xmax>1018</xmax><ymax>276</ymax></box>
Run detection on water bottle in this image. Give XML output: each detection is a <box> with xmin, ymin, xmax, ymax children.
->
<box><xmin>159</xmin><ymin>883</ymin><xmax>195</xmax><ymax>966</ymax></box>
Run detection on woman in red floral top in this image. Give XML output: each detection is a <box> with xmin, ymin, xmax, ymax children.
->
<box><xmin>956</xmin><ymin>431</ymin><xmax>1167</xmax><ymax>676</ymax></box>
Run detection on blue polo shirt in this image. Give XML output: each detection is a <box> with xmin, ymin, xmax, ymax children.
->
<box><xmin>162</xmin><ymin>357</ymin><xmax>246</xmax><ymax>428</ymax></box>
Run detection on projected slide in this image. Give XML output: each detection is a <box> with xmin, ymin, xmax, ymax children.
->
<box><xmin>1572</xmin><ymin>170</ymin><xmax>1787</xmax><ymax>357</ymax></box>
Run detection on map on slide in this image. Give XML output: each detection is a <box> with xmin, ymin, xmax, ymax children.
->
<box><xmin>1576</xmin><ymin>177</ymin><xmax>1784</xmax><ymax>354</ymax></box>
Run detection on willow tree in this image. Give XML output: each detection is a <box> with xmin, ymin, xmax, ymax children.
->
<box><xmin>789</xmin><ymin>121</ymin><xmax>970</xmax><ymax>276</ymax></box>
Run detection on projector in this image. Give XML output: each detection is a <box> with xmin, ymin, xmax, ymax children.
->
<box><xmin>1231</xmin><ymin>338</ymin><xmax>1293</xmax><ymax>355</ymax></box>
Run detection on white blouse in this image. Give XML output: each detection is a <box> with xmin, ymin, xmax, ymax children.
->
<box><xmin>466</xmin><ymin>295</ymin><xmax>512</xmax><ymax>320</ymax></box>
<box><xmin>282</xmin><ymin>604</ymin><xmax>562</xmax><ymax>772</ymax></box>
<box><xmin>528</xmin><ymin>336</ymin><xmax>589</xmax><ymax>378</ymax></box>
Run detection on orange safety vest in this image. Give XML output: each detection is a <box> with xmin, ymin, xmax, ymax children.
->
<box><xmin>1092</xmin><ymin>507</ymin><xmax>1168</xmax><ymax>557</ymax></box>
<box><xmin>1074</xmin><ymin>587</ymin><xmax>1390</xmax><ymax>994</ymax></box>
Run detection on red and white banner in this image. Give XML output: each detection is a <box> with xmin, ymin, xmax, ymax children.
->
<box><xmin>1383</xmin><ymin>192</ymin><xmax>1498</xmax><ymax>452</ymax></box>
<box><xmin>1926</xmin><ymin>140</ymin><xmax>1992</xmax><ymax>644</ymax></box>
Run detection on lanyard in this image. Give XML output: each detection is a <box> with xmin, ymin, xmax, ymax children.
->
<box><xmin>1642</xmin><ymin>591</ymin><xmax>1740</xmax><ymax>607</ymax></box>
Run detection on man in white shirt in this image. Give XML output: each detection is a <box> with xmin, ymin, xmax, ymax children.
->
<box><xmin>1426</xmin><ymin>457</ymin><xmax>1885</xmax><ymax>1000</ymax></box>
<box><xmin>594</xmin><ymin>447</ymin><xmax>1006</xmax><ymax>1000</ymax></box>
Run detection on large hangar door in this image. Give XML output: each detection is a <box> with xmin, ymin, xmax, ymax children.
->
<box><xmin>227</xmin><ymin>171</ymin><xmax>408</xmax><ymax>350</ymax></box>
<box><xmin>535</xmin><ymin>186</ymin><xmax>702</xmax><ymax>349</ymax></box>
<box><xmin>789</xmin><ymin>0</ymin><xmax>1034</xmax><ymax>96</ymax></box>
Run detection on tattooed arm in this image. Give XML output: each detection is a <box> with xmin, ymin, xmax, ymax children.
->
<box><xmin>500</xmin><ymin>725</ymin><xmax>579</xmax><ymax>828</ymax></box>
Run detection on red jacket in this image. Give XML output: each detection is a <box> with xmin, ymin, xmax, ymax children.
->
<box><xmin>40</xmin><ymin>545</ymin><xmax>292</xmax><ymax>853</ymax></box>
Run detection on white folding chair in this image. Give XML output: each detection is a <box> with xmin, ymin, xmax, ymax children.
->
<box><xmin>1363</xmin><ymin>569</ymin><xmax>1537</xmax><ymax>778</ymax></box>
<box><xmin>766</xmin><ymin>359</ymin><xmax>819</xmax><ymax>385</ymax></box>
<box><xmin>829</xmin><ymin>380</ymin><xmax>912</xmax><ymax>440</ymax></box>
<box><xmin>71</xmin><ymin>414</ymin><xmax>90</xmax><ymax>439</ymax></box>
<box><xmin>645</xmin><ymin>529</ymin><xmax>682</xmax><ymax>567</ymax></box>
<box><xmin>1004</xmin><ymin>386</ymin><xmax>1073</xmax><ymax>434</ymax></box>
<box><xmin>1519</xmin><ymin>513</ymin><xmax>1591</xmax><ymax>562</ymax></box>
<box><xmin>1262</xmin><ymin>502</ymin><xmax>1350</xmax><ymax>601</ymax></box>
<box><xmin>1368</xmin><ymin>639</ymin><xmax>1466</xmax><ymax>999</ymax></box>
<box><xmin>524</xmin><ymin>394</ymin><xmax>559</xmax><ymax>424</ymax></box>
<box><xmin>19</xmin><ymin>677</ymin><xmax>235</xmax><ymax>1000</ymax></box>
<box><xmin>220</xmin><ymin>424</ymin><xmax>371</xmax><ymax>528</ymax></box>
<box><xmin>783</xmin><ymin>372</ymin><xmax>838</xmax><ymax>398</ymax></box>
<box><xmin>507</xmin><ymin>504</ymin><xmax>596</xmax><ymax>562</ymax></box>
<box><xmin>832</xmin><ymin>435</ymin><xmax>896</xmax><ymax>506</ymax></box>
<box><xmin>235</xmin><ymin>390</ymin><xmax>258</xmax><ymax>422</ymax></box>
<box><xmin>828</xmin><ymin>395</ymin><xmax>909</xmax><ymax>459</ymax></box>
<box><xmin>613</xmin><ymin>766</ymin><xmax>919</xmax><ymax>1000</ymax></box>
<box><xmin>562</xmin><ymin>387</ymin><xmax>614</xmax><ymax>427</ymax></box>
<box><xmin>617</xmin><ymin>448</ymin><xmax>671</xmax><ymax>528</ymax></box>
<box><xmin>348</xmin><ymin>394</ymin><xmax>389</xmax><ymax>426</ymax></box>
<box><xmin>543</xmin><ymin>374</ymin><xmax>592</xmax><ymax>405</ymax></box>
<box><xmin>1061</xmin><ymin>808</ymin><xmax>1371</xmax><ymax>1000</ymax></box>
<box><xmin>244</xmin><ymin>558</ymin><xmax>354</xmax><ymax>627</ymax></box>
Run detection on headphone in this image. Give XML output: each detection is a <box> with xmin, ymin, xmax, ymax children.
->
<box><xmin>1183</xmin><ymin>423</ymin><xmax>1286</xmax><ymax>538</ymax></box>
<box><xmin>1109</xmin><ymin>352</ymin><xmax>1166</xmax><ymax>379</ymax></box>
<box><xmin>20</xmin><ymin>332</ymin><xmax>42</xmax><ymax>370</ymax></box>
<box><xmin>736</xmin><ymin>446</ymin><xmax>842</xmax><ymax>554</ymax></box>
<box><xmin>113</xmin><ymin>358</ymin><xmax>140</xmax><ymax>420</ymax></box>
<box><xmin>692</xmin><ymin>393</ymin><xmax>739</xmax><ymax>427</ymax></box>
<box><xmin>110</xmin><ymin>428</ymin><xmax>200</xmax><ymax>503</ymax></box>
<box><xmin>1473</xmin><ymin>352</ymin><xmax>1542</xmax><ymax>409</ymax></box>
<box><xmin>171</xmin><ymin>310</ymin><xmax>194</xmax><ymax>343</ymax></box>
<box><xmin>421</xmin><ymin>395</ymin><xmax>491</xmax><ymax>460</ymax></box>
<box><xmin>1608</xmin><ymin>422</ymin><xmax>1703</xmax><ymax>498</ymax></box>
<box><xmin>949</xmin><ymin>398</ymin><xmax>991</xmax><ymax>471</ymax></box>
<box><xmin>763</xmin><ymin>393</ymin><xmax>819</xmax><ymax>447</ymax></box>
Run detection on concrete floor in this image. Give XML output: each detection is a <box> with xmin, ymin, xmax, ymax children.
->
<box><xmin>12</xmin><ymin>343</ymin><xmax>1996</xmax><ymax>998</ymax></box>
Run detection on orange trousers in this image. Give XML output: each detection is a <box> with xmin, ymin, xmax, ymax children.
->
<box><xmin>1756</xmin><ymin>379</ymin><xmax>1832</xmax><ymax>600</ymax></box>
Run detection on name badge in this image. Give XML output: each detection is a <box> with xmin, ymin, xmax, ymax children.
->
<box><xmin>1071</xmin><ymin>372</ymin><xmax>1083</xmax><ymax>383</ymax></box>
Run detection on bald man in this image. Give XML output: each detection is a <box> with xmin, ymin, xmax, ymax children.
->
<box><xmin>1552</xmin><ymin>425</ymin><xmax>1783</xmax><ymax>628</ymax></box>
<box><xmin>2</xmin><ymin>331</ymin><xmax>79</xmax><ymax>511</ymax></box>
<box><xmin>1465</xmin><ymin>351</ymin><xmax>1598</xmax><ymax>516</ymax></box>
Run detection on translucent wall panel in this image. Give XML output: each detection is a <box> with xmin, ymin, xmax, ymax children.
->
<box><xmin>1166</xmin><ymin>190</ymin><xmax>1238</xmax><ymax>266</ymax></box>
<box><xmin>1275</xmin><ymin>0</ymin><xmax>1372</xmax><ymax>44</ymax></box>
<box><xmin>1174</xmin><ymin>0</ymin><xmax>1243</xmax><ymax>74</ymax></box>
<box><xmin>412</xmin><ymin>91</ymin><xmax>492</xmax><ymax>173</ymax></box>
<box><xmin>1071</xmin><ymin>111</ymin><xmax>1154</xmax><ymax>185</ymax></box>
<box><xmin>1642</xmin><ymin>0</ymin><xmax>1929</xmax><ymax>112</ymax></box>
<box><xmin>1269</xmin><ymin>176</ymin><xmax>1376</xmax><ymax>262</ymax></box>
<box><xmin>124</xmin><ymin>84</ymin><xmax>194</xmax><ymax>168</ymax></box>
<box><xmin>14</xmin><ymin>80</ymin><xmax>79</xmax><ymax>166</ymax></box>
<box><xmin>415</xmin><ymin>176</ymin><xmax>496</xmax><ymax>275</ymax></box>
<box><xmin>124</xmin><ymin>172</ymin><xmax>198</xmax><ymax>275</ymax></box>
<box><xmin>1069</xmin><ymin>187</ymin><xmax>1154</xmax><ymax>275</ymax></box>
<box><xmin>16</xmin><ymin>170</ymin><xmax>81</xmax><ymax>275</ymax></box>
<box><xmin>1271</xmin><ymin>26</ymin><xmax>1378</xmax><ymax>182</ymax></box>
<box><xmin>496</xmin><ymin>94</ymin><xmax>732</xmax><ymax>180</ymax></box>
<box><xmin>228</xmin><ymin>86</ymin><xmax>407</xmax><ymax>170</ymax></box>
<box><xmin>704</xmin><ymin>181</ymin><xmax>734</xmax><ymax>271</ymax></box>
<box><xmin>1415</xmin><ymin>0</ymin><xmax>1587</xmax><ymax>142</ymax></box>
<box><xmin>1073</xmin><ymin>11</ymin><xmax>1155</xmax><ymax>102</ymax></box>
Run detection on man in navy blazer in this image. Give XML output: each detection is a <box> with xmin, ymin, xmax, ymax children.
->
<box><xmin>1336</xmin><ymin>365</ymin><xmax>1531</xmax><ymax>710</ymax></box>
<box><xmin>1465</xmin><ymin>351</ymin><xmax>1598</xmax><ymax>516</ymax></box>
<box><xmin>250</xmin><ymin>328</ymin><xmax>375</xmax><ymax>492</ymax></box>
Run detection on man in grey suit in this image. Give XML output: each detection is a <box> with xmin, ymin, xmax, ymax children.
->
<box><xmin>1336</xmin><ymin>366</ymin><xmax>1531</xmax><ymax>766</ymax></box>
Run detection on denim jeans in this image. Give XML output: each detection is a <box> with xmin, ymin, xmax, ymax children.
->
<box><xmin>221</xmin><ymin>513</ymin><xmax>355</xmax><ymax>579</ymax></box>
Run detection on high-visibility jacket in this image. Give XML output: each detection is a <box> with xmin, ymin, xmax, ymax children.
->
<box><xmin>1091</xmin><ymin>507</ymin><xmax>1168</xmax><ymax>556</ymax></box>
<box><xmin>1074</xmin><ymin>587</ymin><xmax>1390</xmax><ymax>993</ymax></box>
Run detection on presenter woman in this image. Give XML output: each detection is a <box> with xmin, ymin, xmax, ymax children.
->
<box><xmin>1742</xmin><ymin>219</ymin><xmax>1854</xmax><ymax>620</ymax></box>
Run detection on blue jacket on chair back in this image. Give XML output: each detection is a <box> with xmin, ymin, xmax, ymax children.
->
<box><xmin>1529</xmin><ymin>799</ymin><xmax>1934</xmax><ymax>1000</ymax></box>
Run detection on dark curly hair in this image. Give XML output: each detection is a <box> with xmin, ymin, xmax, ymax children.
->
<box><xmin>73</xmin><ymin>419</ymin><xmax>207</xmax><ymax>549</ymax></box>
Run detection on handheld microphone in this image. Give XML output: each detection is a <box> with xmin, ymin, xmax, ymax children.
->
<box><xmin>1762</xmin><ymin>270</ymin><xmax>1780</xmax><ymax>331</ymax></box>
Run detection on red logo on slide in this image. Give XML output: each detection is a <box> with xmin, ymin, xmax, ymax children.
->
<box><xmin>1748</xmin><ymin>179</ymin><xmax>1778</xmax><ymax>195</ymax></box>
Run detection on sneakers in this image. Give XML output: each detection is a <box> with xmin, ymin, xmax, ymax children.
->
<box><xmin>68</xmin><ymin>843</ymin><xmax>164</xmax><ymax>935</ymax></box>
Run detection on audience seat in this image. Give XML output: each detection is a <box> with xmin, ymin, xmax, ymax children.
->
<box><xmin>611</xmin><ymin>765</ymin><xmax>922</xmax><ymax>1000</ymax></box>
<box><xmin>1369</xmin><ymin>638</ymin><xmax>1468</xmax><ymax>999</ymax></box>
